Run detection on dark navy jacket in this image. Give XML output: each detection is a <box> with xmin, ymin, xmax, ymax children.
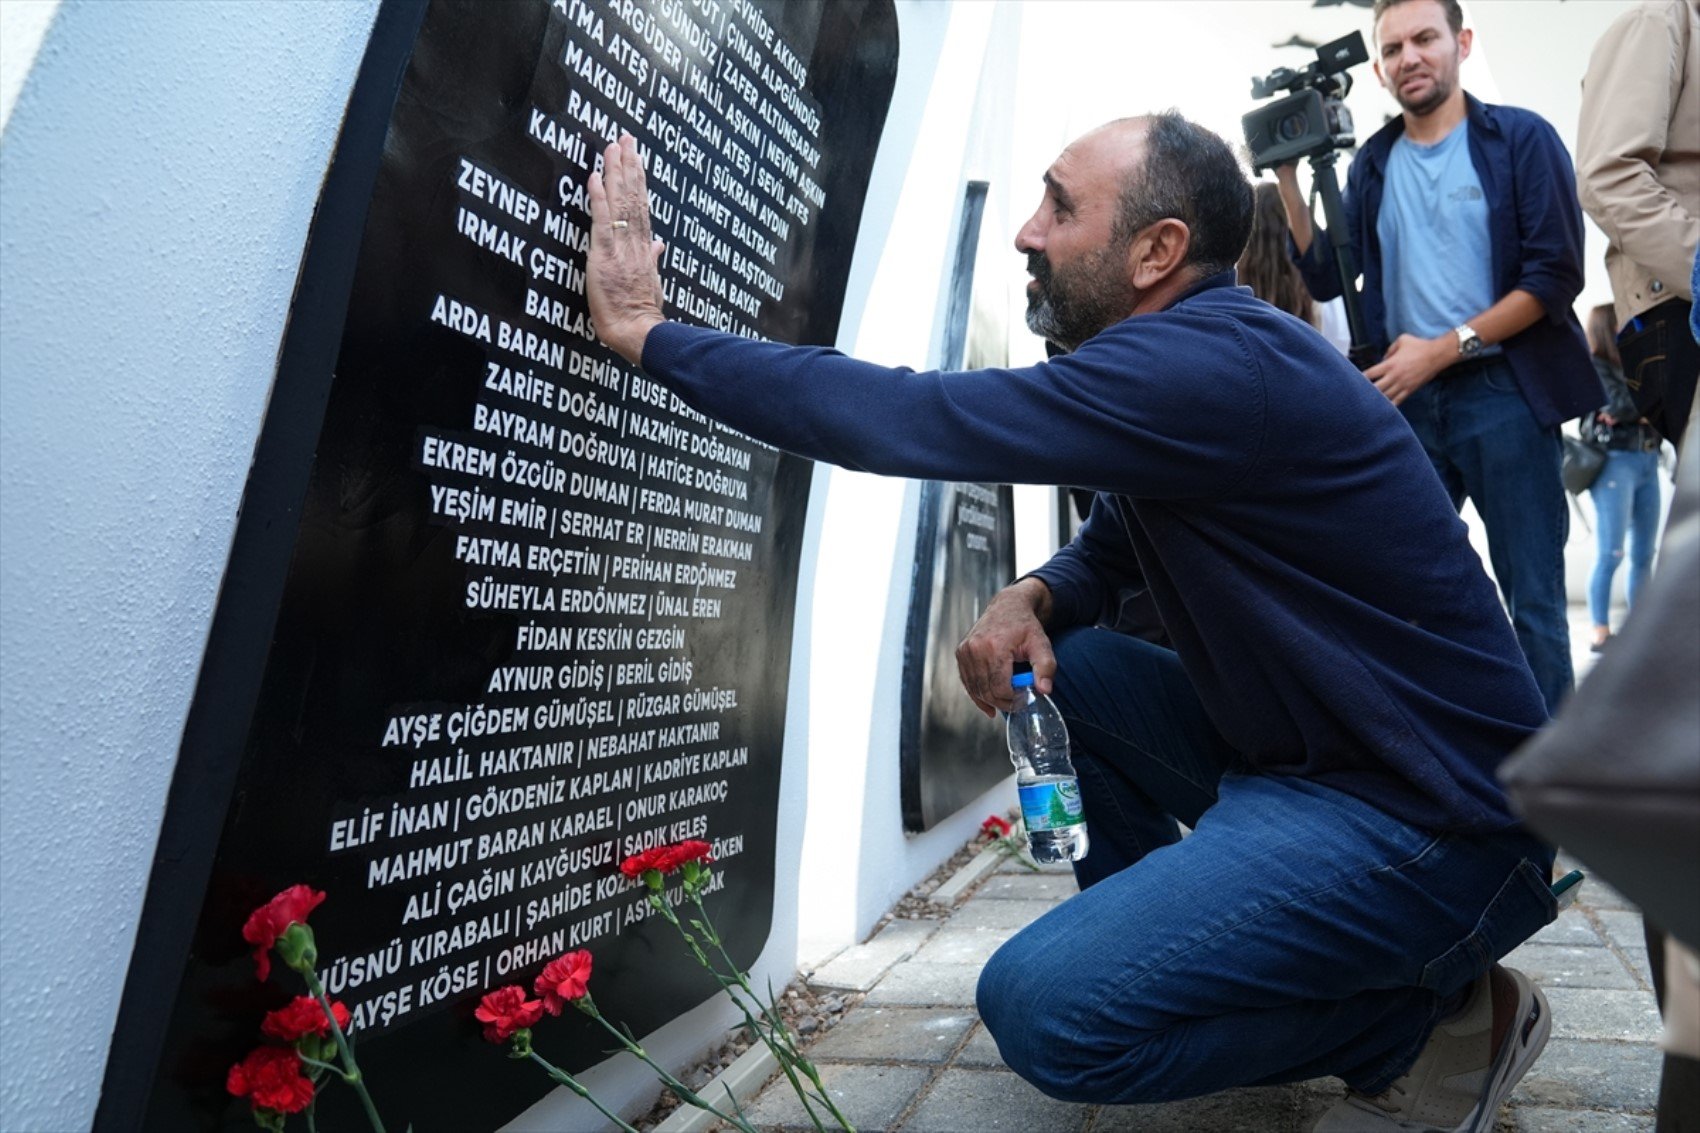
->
<box><xmin>642</xmin><ymin>273</ymin><xmax>1549</xmax><ymax>834</ymax></box>
<box><xmin>1294</xmin><ymin>94</ymin><xmax>1600</xmax><ymax>427</ymax></box>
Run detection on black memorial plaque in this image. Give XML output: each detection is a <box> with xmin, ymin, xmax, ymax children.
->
<box><xmin>97</xmin><ymin>1</ymin><xmax>896</xmax><ymax>1128</ymax></box>
<box><xmin>900</xmin><ymin>480</ymin><xmax>1018</xmax><ymax>831</ymax></box>
<box><xmin>899</xmin><ymin>182</ymin><xmax>1017</xmax><ymax>832</ymax></box>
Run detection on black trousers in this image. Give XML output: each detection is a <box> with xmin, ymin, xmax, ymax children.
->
<box><xmin>1619</xmin><ymin>298</ymin><xmax>1699</xmax><ymax>451</ymax></box>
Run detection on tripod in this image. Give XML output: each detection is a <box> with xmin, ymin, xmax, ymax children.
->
<box><xmin>1305</xmin><ymin>149</ymin><xmax>1375</xmax><ymax>370</ymax></box>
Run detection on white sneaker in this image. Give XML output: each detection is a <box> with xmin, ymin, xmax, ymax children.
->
<box><xmin>1312</xmin><ymin>965</ymin><xmax>1551</xmax><ymax>1132</ymax></box>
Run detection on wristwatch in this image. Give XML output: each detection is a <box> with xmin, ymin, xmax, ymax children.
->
<box><xmin>1454</xmin><ymin>323</ymin><xmax>1484</xmax><ymax>358</ymax></box>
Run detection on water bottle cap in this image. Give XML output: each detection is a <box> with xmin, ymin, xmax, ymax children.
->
<box><xmin>1010</xmin><ymin>671</ymin><xmax>1034</xmax><ymax>689</ymax></box>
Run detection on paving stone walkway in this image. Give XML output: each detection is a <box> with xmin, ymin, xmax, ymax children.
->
<box><xmin>748</xmin><ymin>851</ymin><xmax>1661</xmax><ymax>1132</ymax></box>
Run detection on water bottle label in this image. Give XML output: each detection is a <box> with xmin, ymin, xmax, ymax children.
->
<box><xmin>1018</xmin><ymin>778</ymin><xmax>1083</xmax><ymax>832</ymax></box>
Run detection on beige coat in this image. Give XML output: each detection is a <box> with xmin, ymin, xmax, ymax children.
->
<box><xmin>1577</xmin><ymin>0</ymin><xmax>1700</xmax><ymax>329</ymax></box>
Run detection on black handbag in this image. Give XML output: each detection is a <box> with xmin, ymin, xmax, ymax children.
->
<box><xmin>1501</xmin><ymin>401</ymin><xmax>1700</xmax><ymax>948</ymax></box>
<box><xmin>1561</xmin><ymin>433</ymin><xmax>1607</xmax><ymax>494</ymax></box>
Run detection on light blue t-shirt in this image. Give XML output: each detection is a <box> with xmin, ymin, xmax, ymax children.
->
<box><xmin>1377</xmin><ymin>119</ymin><xmax>1498</xmax><ymax>349</ymax></box>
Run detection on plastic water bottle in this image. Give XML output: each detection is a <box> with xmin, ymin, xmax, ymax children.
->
<box><xmin>1005</xmin><ymin>668</ymin><xmax>1088</xmax><ymax>863</ymax></box>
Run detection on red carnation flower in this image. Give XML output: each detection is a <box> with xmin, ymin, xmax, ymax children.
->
<box><xmin>226</xmin><ymin>1045</ymin><xmax>315</xmax><ymax>1115</ymax></box>
<box><xmin>241</xmin><ymin>885</ymin><xmax>325</xmax><ymax>981</ymax></box>
<box><xmin>261</xmin><ymin>995</ymin><xmax>351</xmax><ymax>1042</ymax></box>
<box><xmin>475</xmin><ymin>985</ymin><xmax>544</xmax><ymax>1043</ymax></box>
<box><xmin>534</xmin><ymin>950</ymin><xmax>594</xmax><ymax>1015</ymax></box>
<box><xmin>982</xmin><ymin>815</ymin><xmax>1012</xmax><ymax>838</ymax></box>
<box><xmin>621</xmin><ymin>840</ymin><xmax>716</xmax><ymax>879</ymax></box>
<box><xmin>658</xmin><ymin>840</ymin><xmax>714</xmax><ymax>872</ymax></box>
<box><xmin>619</xmin><ymin>846</ymin><xmax>671</xmax><ymax>879</ymax></box>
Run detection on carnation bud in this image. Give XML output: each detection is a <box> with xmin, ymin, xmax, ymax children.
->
<box><xmin>298</xmin><ymin>1033</ymin><xmax>334</xmax><ymax>1064</ymax></box>
<box><xmin>508</xmin><ymin>1028</ymin><xmax>534</xmax><ymax>1059</ymax></box>
<box><xmin>275</xmin><ymin>922</ymin><xmax>318</xmax><ymax>973</ymax></box>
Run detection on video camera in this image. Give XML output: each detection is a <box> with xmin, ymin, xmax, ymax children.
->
<box><xmin>1241</xmin><ymin>31</ymin><xmax>1369</xmax><ymax>172</ymax></box>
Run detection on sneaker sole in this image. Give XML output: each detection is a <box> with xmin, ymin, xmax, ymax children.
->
<box><xmin>1459</xmin><ymin>973</ymin><xmax>1551</xmax><ymax>1133</ymax></box>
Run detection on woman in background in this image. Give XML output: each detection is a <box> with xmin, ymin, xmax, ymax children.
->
<box><xmin>1584</xmin><ymin>303</ymin><xmax>1662</xmax><ymax>651</ymax></box>
<box><xmin>1238</xmin><ymin>182</ymin><xmax>1349</xmax><ymax>354</ymax></box>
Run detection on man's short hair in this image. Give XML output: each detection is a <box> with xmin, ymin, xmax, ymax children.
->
<box><xmin>1372</xmin><ymin>0</ymin><xmax>1464</xmax><ymax>38</ymax></box>
<box><xmin>1112</xmin><ymin>111</ymin><xmax>1254</xmax><ymax>279</ymax></box>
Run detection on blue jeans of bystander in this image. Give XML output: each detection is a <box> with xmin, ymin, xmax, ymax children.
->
<box><xmin>977</xmin><ymin>627</ymin><xmax>1556</xmax><ymax>1105</ymax></box>
<box><xmin>1587</xmin><ymin>448</ymin><xmax>1661</xmax><ymax>629</ymax></box>
<box><xmin>1399</xmin><ymin>360</ymin><xmax>1572</xmax><ymax>714</ymax></box>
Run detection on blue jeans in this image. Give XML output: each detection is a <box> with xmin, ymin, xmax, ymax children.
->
<box><xmin>1587</xmin><ymin>448</ymin><xmax>1661</xmax><ymax>628</ymax></box>
<box><xmin>1400</xmin><ymin>360</ymin><xmax>1572</xmax><ymax>714</ymax></box>
<box><xmin>977</xmin><ymin>628</ymin><xmax>1556</xmax><ymax>1104</ymax></box>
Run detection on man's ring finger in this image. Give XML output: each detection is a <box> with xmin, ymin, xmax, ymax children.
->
<box><xmin>611</xmin><ymin>219</ymin><xmax>630</xmax><ymax>230</ymax></box>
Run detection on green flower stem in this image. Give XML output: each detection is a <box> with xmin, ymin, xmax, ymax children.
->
<box><xmin>305</xmin><ymin>1100</ymin><xmax>319</xmax><ymax>1133</ymax></box>
<box><xmin>659</xmin><ymin>912</ymin><xmax>830</xmax><ymax>1131</ymax></box>
<box><xmin>996</xmin><ymin>834</ymin><xmax>1040</xmax><ymax>872</ymax></box>
<box><xmin>577</xmin><ymin>998</ymin><xmax>759</xmax><ymax>1133</ymax></box>
<box><xmin>524</xmin><ymin>1051</ymin><xmax>640</xmax><ymax>1133</ymax></box>
<box><xmin>301</xmin><ymin>967</ymin><xmax>387</xmax><ymax>1133</ymax></box>
<box><xmin>681</xmin><ymin>885</ymin><xmax>853</xmax><ymax>1132</ymax></box>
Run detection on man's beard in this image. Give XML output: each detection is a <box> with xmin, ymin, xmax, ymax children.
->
<box><xmin>1393</xmin><ymin>63</ymin><xmax>1457</xmax><ymax>117</ymax></box>
<box><xmin>1025</xmin><ymin>246</ymin><xmax>1135</xmax><ymax>351</ymax></box>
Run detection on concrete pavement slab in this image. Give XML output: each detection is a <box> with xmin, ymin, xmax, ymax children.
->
<box><xmin>973</xmin><ymin>872</ymin><xmax>1079</xmax><ymax>901</ymax></box>
<box><xmin>1092</xmin><ymin>1086</ymin><xmax>1310</xmax><ymax>1132</ymax></box>
<box><xmin>864</xmin><ymin>961</ymin><xmax>982</xmax><ymax>1007</ymax></box>
<box><xmin>910</xmin><ymin>924</ymin><xmax>1017</xmax><ymax>966</ymax></box>
<box><xmin>1503</xmin><ymin>942</ymin><xmax>1639</xmax><ymax>990</ymax></box>
<box><xmin>742</xmin><ymin>1063</ymin><xmax>930</xmax><ymax>1132</ymax></box>
<box><xmin>999</xmin><ymin>856</ymin><xmax>1072</xmax><ymax>874</ymax></box>
<box><xmin>809</xmin><ymin>918</ymin><xmax>942</xmax><ymax>992</ymax></box>
<box><xmin>1506</xmin><ymin>1106</ymin><xmax>1655</xmax><ymax>1131</ymax></box>
<box><xmin>806</xmin><ymin>1006</ymin><xmax>975</xmax><ymax>1065</ymax></box>
<box><xmin>954</xmin><ymin>1023</ymin><xmax>1005</xmax><ymax>1068</ymax></box>
<box><xmin>1544</xmin><ymin>987</ymin><xmax>1664</xmax><ymax>1042</ymax></box>
<box><xmin>1530</xmin><ymin>907</ymin><xmax>1608</xmax><ymax>948</ymax></box>
<box><xmin>1574</xmin><ymin>873</ymin><xmax>1637</xmax><ymax>911</ymax></box>
<box><xmin>947</xmin><ymin>897</ymin><xmax>1053</xmax><ymax>933</ymax></box>
<box><xmin>1593</xmin><ymin>909</ymin><xmax>1657</xmax><ymax>990</ymax></box>
<box><xmin>1518</xmin><ymin>1038</ymin><xmax>1664</xmax><ymax>1111</ymax></box>
<box><xmin>898</xmin><ymin>1067</ymin><xmax>1089</xmax><ymax>1132</ymax></box>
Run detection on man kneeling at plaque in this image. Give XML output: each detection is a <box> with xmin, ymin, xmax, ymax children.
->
<box><xmin>583</xmin><ymin>117</ymin><xmax>1557</xmax><ymax>1132</ymax></box>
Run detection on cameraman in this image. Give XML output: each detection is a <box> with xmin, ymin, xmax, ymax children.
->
<box><xmin>1276</xmin><ymin>0</ymin><xmax>1601</xmax><ymax>716</ymax></box>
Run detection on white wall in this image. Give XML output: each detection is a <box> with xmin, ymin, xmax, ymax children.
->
<box><xmin>787</xmin><ymin>0</ymin><xmax>1031</xmax><ymax>967</ymax></box>
<box><xmin>0</xmin><ymin>3</ymin><xmax>382</xmax><ymax>1128</ymax></box>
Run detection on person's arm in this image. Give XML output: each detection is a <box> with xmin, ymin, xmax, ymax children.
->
<box><xmin>588</xmin><ymin>132</ymin><xmax>1262</xmax><ymax>495</ymax></box>
<box><xmin>1507</xmin><ymin>113</ymin><xmax>1590</xmax><ymax>325</ymax></box>
<box><xmin>956</xmin><ymin>495</ymin><xmax>1141</xmax><ymax>715</ymax></box>
<box><xmin>1363</xmin><ymin>290</ymin><xmax>1546</xmax><ymax>406</ymax></box>
<box><xmin>1275</xmin><ymin>163</ymin><xmax>1344</xmax><ymax>302</ymax></box>
<box><xmin>1275</xmin><ymin>163</ymin><xmax>1315</xmax><ymax>256</ymax></box>
<box><xmin>1365</xmin><ymin>113</ymin><xmax>1586</xmax><ymax>405</ymax></box>
<box><xmin>1577</xmin><ymin>3</ymin><xmax>1699</xmax><ymax>302</ymax></box>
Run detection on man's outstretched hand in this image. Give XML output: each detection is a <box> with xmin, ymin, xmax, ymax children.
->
<box><xmin>955</xmin><ymin>577</ymin><xmax>1058</xmax><ymax>718</ymax></box>
<box><xmin>586</xmin><ymin>133</ymin><xmax>667</xmax><ymax>364</ymax></box>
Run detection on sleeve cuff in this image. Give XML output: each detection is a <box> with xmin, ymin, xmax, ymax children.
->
<box><xmin>1025</xmin><ymin>566</ymin><xmax>1091</xmax><ymax>628</ymax></box>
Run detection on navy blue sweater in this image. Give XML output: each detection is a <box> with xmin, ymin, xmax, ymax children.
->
<box><xmin>641</xmin><ymin>271</ymin><xmax>1549</xmax><ymax>833</ymax></box>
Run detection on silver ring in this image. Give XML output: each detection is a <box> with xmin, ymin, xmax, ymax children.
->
<box><xmin>611</xmin><ymin>220</ymin><xmax>630</xmax><ymax>230</ymax></box>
